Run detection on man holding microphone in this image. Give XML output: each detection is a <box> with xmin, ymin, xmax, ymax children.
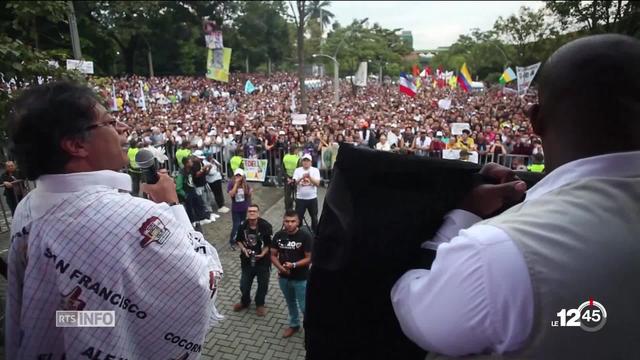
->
<box><xmin>6</xmin><ymin>81</ymin><xmax>223</xmax><ymax>359</ymax></box>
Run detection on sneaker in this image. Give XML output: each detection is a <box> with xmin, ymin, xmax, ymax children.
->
<box><xmin>209</xmin><ymin>214</ymin><xmax>219</xmax><ymax>221</ymax></box>
<box><xmin>282</xmin><ymin>326</ymin><xmax>300</xmax><ymax>338</ymax></box>
<box><xmin>218</xmin><ymin>206</ymin><xmax>230</xmax><ymax>213</ymax></box>
<box><xmin>199</xmin><ymin>219</ymin><xmax>213</xmax><ymax>225</ymax></box>
<box><xmin>256</xmin><ymin>306</ymin><xmax>267</xmax><ymax>317</ymax></box>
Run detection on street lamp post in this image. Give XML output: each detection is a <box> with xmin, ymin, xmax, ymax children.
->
<box><xmin>313</xmin><ymin>53</ymin><xmax>339</xmax><ymax>105</ymax></box>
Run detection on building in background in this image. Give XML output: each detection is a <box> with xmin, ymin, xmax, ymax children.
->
<box><xmin>400</xmin><ymin>31</ymin><xmax>413</xmax><ymax>50</ymax></box>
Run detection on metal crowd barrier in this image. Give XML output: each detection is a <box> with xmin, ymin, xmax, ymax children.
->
<box><xmin>0</xmin><ymin>180</ymin><xmax>34</xmax><ymax>233</ymax></box>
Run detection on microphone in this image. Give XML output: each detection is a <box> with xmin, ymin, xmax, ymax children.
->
<box><xmin>135</xmin><ymin>148</ymin><xmax>160</xmax><ymax>184</ymax></box>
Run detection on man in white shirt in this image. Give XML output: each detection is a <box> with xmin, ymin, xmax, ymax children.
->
<box><xmin>391</xmin><ymin>34</ymin><xmax>640</xmax><ymax>359</ymax></box>
<box><xmin>293</xmin><ymin>154</ymin><xmax>321</xmax><ymax>233</ymax></box>
<box><xmin>6</xmin><ymin>81</ymin><xmax>223</xmax><ymax>359</ymax></box>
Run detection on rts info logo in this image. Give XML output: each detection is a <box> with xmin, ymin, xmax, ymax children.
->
<box><xmin>551</xmin><ymin>298</ymin><xmax>607</xmax><ymax>332</ymax></box>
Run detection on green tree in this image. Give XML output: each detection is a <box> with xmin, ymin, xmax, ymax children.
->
<box><xmin>493</xmin><ymin>6</ymin><xmax>557</xmax><ymax>65</ymax></box>
<box><xmin>546</xmin><ymin>1</ymin><xmax>640</xmax><ymax>36</ymax></box>
<box><xmin>0</xmin><ymin>1</ymin><xmax>84</xmax><ymax>149</ymax></box>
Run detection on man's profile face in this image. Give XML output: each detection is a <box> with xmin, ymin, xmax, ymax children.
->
<box><xmin>283</xmin><ymin>215</ymin><xmax>299</xmax><ymax>234</ymax></box>
<box><xmin>82</xmin><ymin>103</ymin><xmax>129</xmax><ymax>172</ymax></box>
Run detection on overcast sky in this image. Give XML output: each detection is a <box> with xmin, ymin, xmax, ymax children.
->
<box><xmin>327</xmin><ymin>1</ymin><xmax>545</xmax><ymax>49</ymax></box>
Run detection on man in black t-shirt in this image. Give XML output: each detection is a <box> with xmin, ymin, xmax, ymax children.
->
<box><xmin>270</xmin><ymin>209</ymin><xmax>312</xmax><ymax>338</ymax></box>
<box><xmin>234</xmin><ymin>204</ymin><xmax>273</xmax><ymax>316</ymax></box>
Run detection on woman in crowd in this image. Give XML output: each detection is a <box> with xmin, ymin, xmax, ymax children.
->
<box><xmin>227</xmin><ymin>168</ymin><xmax>252</xmax><ymax>250</ymax></box>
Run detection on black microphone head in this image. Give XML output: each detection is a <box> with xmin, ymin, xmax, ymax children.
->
<box><xmin>135</xmin><ymin>148</ymin><xmax>156</xmax><ymax>169</ymax></box>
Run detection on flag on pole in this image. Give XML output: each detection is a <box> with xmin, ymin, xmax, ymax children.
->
<box><xmin>425</xmin><ymin>66</ymin><xmax>432</xmax><ymax>76</ymax></box>
<box><xmin>449</xmin><ymin>75</ymin><xmax>457</xmax><ymax>89</ymax></box>
<box><xmin>110</xmin><ymin>84</ymin><xmax>118</xmax><ymax>112</ymax></box>
<box><xmin>457</xmin><ymin>63</ymin><xmax>473</xmax><ymax>92</ymax></box>
<box><xmin>419</xmin><ymin>68</ymin><xmax>426</xmax><ymax>78</ymax></box>
<box><xmin>415</xmin><ymin>76</ymin><xmax>422</xmax><ymax>89</ymax></box>
<box><xmin>138</xmin><ymin>80</ymin><xmax>146</xmax><ymax>111</ymax></box>
<box><xmin>412</xmin><ymin>64</ymin><xmax>420</xmax><ymax>77</ymax></box>
<box><xmin>499</xmin><ymin>67</ymin><xmax>517</xmax><ymax>84</ymax></box>
<box><xmin>244</xmin><ymin>80</ymin><xmax>256</xmax><ymax>94</ymax></box>
<box><xmin>354</xmin><ymin>62</ymin><xmax>368</xmax><ymax>87</ymax></box>
<box><xmin>399</xmin><ymin>72</ymin><xmax>417</xmax><ymax>97</ymax></box>
<box><xmin>516</xmin><ymin>63</ymin><xmax>541</xmax><ymax>95</ymax></box>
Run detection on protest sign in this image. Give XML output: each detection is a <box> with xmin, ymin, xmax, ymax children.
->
<box><xmin>450</xmin><ymin>122</ymin><xmax>471</xmax><ymax>135</ymax></box>
<box><xmin>516</xmin><ymin>62</ymin><xmax>541</xmax><ymax>96</ymax></box>
<box><xmin>243</xmin><ymin>158</ymin><xmax>268</xmax><ymax>182</ymax></box>
<box><xmin>292</xmin><ymin>113</ymin><xmax>308</xmax><ymax>125</ymax></box>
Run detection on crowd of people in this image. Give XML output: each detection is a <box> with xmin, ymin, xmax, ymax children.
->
<box><xmin>88</xmin><ymin>70</ymin><xmax>544</xmax><ymax>173</ymax></box>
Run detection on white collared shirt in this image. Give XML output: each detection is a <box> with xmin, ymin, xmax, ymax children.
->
<box><xmin>6</xmin><ymin>170</ymin><xmax>223</xmax><ymax>360</ymax></box>
<box><xmin>391</xmin><ymin>151</ymin><xmax>640</xmax><ymax>356</ymax></box>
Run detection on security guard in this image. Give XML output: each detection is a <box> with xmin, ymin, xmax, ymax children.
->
<box><xmin>282</xmin><ymin>147</ymin><xmax>300</xmax><ymax>211</ymax></box>
<box><xmin>126</xmin><ymin>140</ymin><xmax>142</xmax><ymax>196</ymax></box>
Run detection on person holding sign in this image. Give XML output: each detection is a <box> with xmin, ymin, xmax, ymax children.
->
<box><xmin>293</xmin><ymin>154</ymin><xmax>320</xmax><ymax>233</ymax></box>
<box><xmin>228</xmin><ymin>168</ymin><xmax>253</xmax><ymax>250</ymax></box>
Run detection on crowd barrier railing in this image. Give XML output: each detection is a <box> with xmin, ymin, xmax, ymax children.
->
<box><xmin>0</xmin><ymin>180</ymin><xmax>35</xmax><ymax>234</ymax></box>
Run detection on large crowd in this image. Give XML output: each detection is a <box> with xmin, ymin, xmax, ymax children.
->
<box><xmin>88</xmin><ymin>71</ymin><xmax>544</xmax><ymax>174</ymax></box>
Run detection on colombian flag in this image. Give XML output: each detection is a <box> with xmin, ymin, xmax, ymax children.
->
<box><xmin>457</xmin><ymin>63</ymin><xmax>473</xmax><ymax>92</ymax></box>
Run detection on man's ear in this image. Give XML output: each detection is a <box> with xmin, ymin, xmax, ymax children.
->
<box><xmin>528</xmin><ymin>104</ymin><xmax>545</xmax><ymax>137</ymax></box>
<box><xmin>60</xmin><ymin>136</ymin><xmax>89</xmax><ymax>158</ymax></box>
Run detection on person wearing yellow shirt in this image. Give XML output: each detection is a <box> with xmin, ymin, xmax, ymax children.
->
<box><xmin>126</xmin><ymin>140</ymin><xmax>142</xmax><ymax>196</ymax></box>
<box><xmin>282</xmin><ymin>147</ymin><xmax>300</xmax><ymax>211</ymax></box>
<box><xmin>455</xmin><ymin>129</ymin><xmax>476</xmax><ymax>151</ymax></box>
<box><xmin>175</xmin><ymin>141</ymin><xmax>192</xmax><ymax>169</ymax></box>
<box><xmin>528</xmin><ymin>153</ymin><xmax>546</xmax><ymax>173</ymax></box>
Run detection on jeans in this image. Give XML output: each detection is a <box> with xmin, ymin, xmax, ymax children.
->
<box><xmin>240</xmin><ymin>264</ymin><xmax>270</xmax><ymax>307</ymax></box>
<box><xmin>185</xmin><ymin>189</ymin><xmax>210</xmax><ymax>222</ymax></box>
<box><xmin>278</xmin><ymin>277</ymin><xmax>307</xmax><ymax>328</ymax></box>
<box><xmin>295</xmin><ymin>198</ymin><xmax>318</xmax><ymax>233</ymax></box>
<box><xmin>196</xmin><ymin>185</ymin><xmax>217</xmax><ymax>213</ymax></box>
<box><xmin>229</xmin><ymin>210</ymin><xmax>247</xmax><ymax>246</ymax></box>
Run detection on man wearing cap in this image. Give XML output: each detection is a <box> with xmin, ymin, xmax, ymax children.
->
<box><xmin>293</xmin><ymin>154</ymin><xmax>320</xmax><ymax>233</ymax></box>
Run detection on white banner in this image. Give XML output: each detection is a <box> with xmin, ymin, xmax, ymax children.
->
<box><xmin>516</xmin><ymin>62</ymin><xmax>541</xmax><ymax>96</ymax></box>
<box><xmin>66</xmin><ymin>59</ymin><xmax>94</xmax><ymax>74</ymax></box>
<box><xmin>451</xmin><ymin>122</ymin><xmax>471</xmax><ymax>135</ymax></box>
<box><xmin>353</xmin><ymin>62</ymin><xmax>367</xmax><ymax>87</ymax></box>
<box><xmin>442</xmin><ymin>150</ymin><xmax>479</xmax><ymax>164</ymax></box>
<box><xmin>291</xmin><ymin>113</ymin><xmax>308</xmax><ymax>125</ymax></box>
<box><xmin>437</xmin><ymin>98</ymin><xmax>452</xmax><ymax>110</ymax></box>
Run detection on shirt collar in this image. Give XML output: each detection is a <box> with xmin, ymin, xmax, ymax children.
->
<box><xmin>525</xmin><ymin>150</ymin><xmax>640</xmax><ymax>202</ymax></box>
<box><xmin>36</xmin><ymin>170</ymin><xmax>133</xmax><ymax>193</ymax></box>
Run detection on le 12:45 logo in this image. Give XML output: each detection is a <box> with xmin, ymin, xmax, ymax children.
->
<box><xmin>551</xmin><ymin>298</ymin><xmax>607</xmax><ymax>332</ymax></box>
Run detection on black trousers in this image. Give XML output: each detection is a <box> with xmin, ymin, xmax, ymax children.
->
<box><xmin>239</xmin><ymin>264</ymin><xmax>270</xmax><ymax>307</ymax></box>
<box><xmin>295</xmin><ymin>198</ymin><xmax>318</xmax><ymax>233</ymax></box>
<box><xmin>284</xmin><ymin>180</ymin><xmax>296</xmax><ymax>211</ymax></box>
<box><xmin>208</xmin><ymin>180</ymin><xmax>225</xmax><ymax>208</ymax></box>
<box><xmin>5</xmin><ymin>194</ymin><xmax>17</xmax><ymax>215</ymax></box>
